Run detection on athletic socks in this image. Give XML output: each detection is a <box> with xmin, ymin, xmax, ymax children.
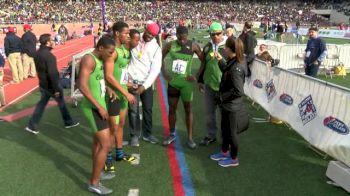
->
<box><xmin>115</xmin><ymin>148</ymin><xmax>124</xmax><ymax>160</ymax></box>
<box><xmin>106</xmin><ymin>151</ymin><xmax>113</xmax><ymax>163</ymax></box>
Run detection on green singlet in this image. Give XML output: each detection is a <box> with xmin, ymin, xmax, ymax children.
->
<box><xmin>81</xmin><ymin>53</ymin><xmax>108</xmax><ymax>132</ymax></box>
<box><xmin>112</xmin><ymin>44</ymin><xmax>130</xmax><ymax>109</ymax></box>
<box><xmin>168</xmin><ymin>40</ymin><xmax>195</xmax><ymax>102</ymax></box>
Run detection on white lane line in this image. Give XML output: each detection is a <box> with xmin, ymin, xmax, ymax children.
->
<box><xmin>0</xmin><ymin>85</ymin><xmax>38</xmax><ymax>111</ymax></box>
<box><xmin>127</xmin><ymin>189</ymin><xmax>139</xmax><ymax>196</ymax></box>
<box><xmin>3</xmin><ymin>46</ymin><xmax>91</xmax><ymax>88</ymax></box>
<box><xmin>131</xmin><ymin>153</ymin><xmax>140</xmax><ymax>165</ymax></box>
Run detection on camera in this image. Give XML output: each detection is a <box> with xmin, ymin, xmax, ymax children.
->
<box><xmin>271</xmin><ymin>58</ymin><xmax>280</xmax><ymax>67</ymax></box>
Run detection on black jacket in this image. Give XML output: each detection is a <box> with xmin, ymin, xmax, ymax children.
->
<box><xmin>0</xmin><ymin>54</ymin><xmax>4</xmax><ymax>68</ymax></box>
<box><xmin>239</xmin><ymin>31</ymin><xmax>257</xmax><ymax>64</ymax></box>
<box><xmin>4</xmin><ymin>32</ymin><xmax>22</xmax><ymax>57</ymax></box>
<box><xmin>218</xmin><ymin>57</ymin><xmax>247</xmax><ymax>111</ymax></box>
<box><xmin>34</xmin><ymin>46</ymin><xmax>60</xmax><ymax>92</ymax></box>
<box><xmin>22</xmin><ymin>31</ymin><xmax>37</xmax><ymax>57</ymax></box>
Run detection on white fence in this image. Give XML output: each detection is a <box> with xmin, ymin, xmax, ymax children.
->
<box><xmin>258</xmin><ymin>43</ymin><xmax>350</xmax><ymax>72</ymax></box>
<box><xmin>245</xmin><ymin>59</ymin><xmax>350</xmax><ymax>167</ymax></box>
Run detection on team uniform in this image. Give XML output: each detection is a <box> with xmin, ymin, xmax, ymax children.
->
<box><xmin>168</xmin><ymin>40</ymin><xmax>194</xmax><ymax>102</ymax></box>
<box><xmin>106</xmin><ymin>44</ymin><xmax>130</xmax><ymax>117</ymax></box>
<box><xmin>81</xmin><ymin>53</ymin><xmax>108</xmax><ymax>132</ymax></box>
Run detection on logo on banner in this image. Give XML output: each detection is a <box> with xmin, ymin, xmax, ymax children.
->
<box><xmin>298</xmin><ymin>95</ymin><xmax>317</xmax><ymax>125</ymax></box>
<box><xmin>279</xmin><ymin>93</ymin><xmax>293</xmax><ymax>105</ymax></box>
<box><xmin>265</xmin><ymin>79</ymin><xmax>276</xmax><ymax>102</ymax></box>
<box><xmin>323</xmin><ymin>116</ymin><xmax>349</xmax><ymax>135</ymax></box>
<box><xmin>253</xmin><ymin>79</ymin><xmax>263</xmax><ymax>89</ymax></box>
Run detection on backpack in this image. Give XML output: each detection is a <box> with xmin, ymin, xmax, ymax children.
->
<box><xmin>334</xmin><ymin>63</ymin><xmax>346</xmax><ymax>76</ymax></box>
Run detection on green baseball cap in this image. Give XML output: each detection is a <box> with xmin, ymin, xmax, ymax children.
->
<box><xmin>209</xmin><ymin>22</ymin><xmax>223</xmax><ymax>33</ymax></box>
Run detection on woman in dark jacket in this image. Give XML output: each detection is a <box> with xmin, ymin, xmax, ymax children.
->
<box><xmin>210</xmin><ymin>37</ymin><xmax>248</xmax><ymax>167</ymax></box>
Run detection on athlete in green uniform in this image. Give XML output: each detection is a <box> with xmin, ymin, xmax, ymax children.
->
<box><xmin>161</xmin><ymin>26</ymin><xmax>204</xmax><ymax>149</ymax></box>
<box><xmin>104</xmin><ymin>22</ymin><xmax>137</xmax><ymax>172</ymax></box>
<box><xmin>79</xmin><ymin>36</ymin><xmax>116</xmax><ymax>195</ymax></box>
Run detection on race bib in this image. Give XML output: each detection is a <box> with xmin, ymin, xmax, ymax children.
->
<box><xmin>172</xmin><ymin>59</ymin><xmax>187</xmax><ymax>75</ymax></box>
<box><xmin>99</xmin><ymin>79</ymin><xmax>106</xmax><ymax>97</ymax></box>
<box><xmin>305</xmin><ymin>51</ymin><xmax>311</xmax><ymax>58</ymax></box>
<box><xmin>120</xmin><ymin>69</ymin><xmax>128</xmax><ymax>85</ymax></box>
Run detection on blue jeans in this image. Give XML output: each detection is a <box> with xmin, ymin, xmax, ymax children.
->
<box><xmin>204</xmin><ymin>85</ymin><xmax>220</xmax><ymax>139</ymax></box>
<box><xmin>28</xmin><ymin>87</ymin><xmax>73</xmax><ymax>130</ymax></box>
<box><xmin>128</xmin><ymin>87</ymin><xmax>153</xmax><ymax>137</ymax></box>
<box><xmin>305</xmin><ymin>63</ymin><xmax>319</xmax><ymax>77</ymax></box>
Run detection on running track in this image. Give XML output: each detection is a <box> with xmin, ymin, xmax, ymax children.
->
<box><xmin>0</xmin><ymin>35</ymin><xmax>94</xmax><ymax>111</ymax></box>
<box><xmin>1</xmin><ymin>36</ymin><xmax>194</xmax><ymax>196</ymax></box>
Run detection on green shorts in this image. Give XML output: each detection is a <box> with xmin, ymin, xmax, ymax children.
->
<box><xmin>81</xmin><ymin>99</ymin><xmax>108</xmax><ymax>133</ymax></box>
<box><xmin>168</xmin><ymin>77</ymin><xmax>194</xmax><ymax>102</ymax></box>
<box><xmin>117</xmin><ymin>91</ymin><xmax>128</xmax><ymax>110</ymax></box>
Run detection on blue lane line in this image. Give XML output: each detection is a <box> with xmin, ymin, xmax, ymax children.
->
<box><xmin>159</xmin><ymin>74</ymin><xmax>195</xmax><ymax>196</ymax></box>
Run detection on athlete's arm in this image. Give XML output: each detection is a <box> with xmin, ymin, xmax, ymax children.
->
<box><xmin>196</xmin><ymin>45</ymin><xmax>207</xmax><ymax>93</ymax></box>
<box><xmin>187</xmin><ymin>42</ymin><xmax>204</xmax><ymax>81</ymax></box>
<box><xmin>161</xmin><ymin>42</ymin><xmax>172</xmax><ymax>81</ymax></box>
<box><xmin>196</xmin><ymin>45</ymin><xmax>206</xmax><ymax>83</ymax></box>
<box><xmin>78</xmin><ymin>54</ymin><xmax>108</xmax><ymax>119</ymax></box>
<box><xmin>104</xmin><ymin>52</ymin><xmax>136</xmax><ymax>104</ymax></box>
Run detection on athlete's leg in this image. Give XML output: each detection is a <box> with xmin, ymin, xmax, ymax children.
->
<box><xmin>115</xmin><ymin>109</ymin><xmax>127</xmax><ymax>149</ymax></box>
<box><xmin>168</xmin><ymin>84</ymin><xmax>180</xmax><ymax>133</ymax></box>
<box><xmin>183</xmin><ymin>101</ymin><xmax>193</xmax><ymax>140</ymax></box>
<box><xmin>163</xmin><ymin>84</ymin><xmax>180</xmax><ymax>145</ymax></box>
<box><xmin>90</xmin><ymin>128</ymin><xmax>111</xmax><ymax>185</ymax></box>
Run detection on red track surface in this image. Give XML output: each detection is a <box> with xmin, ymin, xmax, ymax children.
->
<box><xmin>0</xmin><ymin>35</ymin><xmax>94</xmax><ymax>112</ymax></box>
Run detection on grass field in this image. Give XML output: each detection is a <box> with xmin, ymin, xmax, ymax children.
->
<box><xmin>0</xmin><ymin>55</ymin><xmax>349</xmax><ymax>195</ymax></box>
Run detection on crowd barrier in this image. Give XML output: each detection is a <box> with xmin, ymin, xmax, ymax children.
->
<box><xmin>245</xmin><ymin>59</ymin><xmax>350</xmax><ymax>167</ymax></box>
<box><xmin>260</xmin><ymin>43</ymin><xmax>350</xmax><ymax>72</ymax></box>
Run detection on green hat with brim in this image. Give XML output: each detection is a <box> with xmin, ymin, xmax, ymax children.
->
<box><xmin>209</xmin><ymin>22</ymin><xmax>223</xmax><ymax>33</ymax></box>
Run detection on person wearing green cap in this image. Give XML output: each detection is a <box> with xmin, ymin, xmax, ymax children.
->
<box><xmin>197</xmin><ymin>22</ymin><xmax>227</xmax><ymax>146</ymax></box>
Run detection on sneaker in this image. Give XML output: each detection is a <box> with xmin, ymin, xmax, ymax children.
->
<box><xmin>104</xmin><ymin>162</ymin><xmax>115</xmax><ymax>173</ymax></box>
<box><xmin>162</xmin><ymin>134</ymin><xmax>176</xmax><ymax>145</ymax></box>
<box><xmin>100</xmin><ymin>172</ymin><xmax>115</xmax><ymax>180</ymax></box>
<box><xmin>218</xmin><ymin>158</ymin><xmax>239</xmax><ymax>167</ymax></box>
<box><xmin>88</xmin><ymin>183</ymin><xmax>113</xmax><ymax>195</ymax></box>
<box><xmin>25</xmin><ymin>127</ymin><xmax>39</xmax><ymax>134</ymax></box>
<box><xmin>123</xmin><ymin>140</ymin><xmax>129</xmax><ymax>146</ymax></box>
<box><xmin>210</xmin><ymin>151</ymin><xmax>230</xmax><ymax>161</ymax></box>
<box><xmin>142</xmin><ymin>135</ymin><xmax>159</xmax><ymax>144</ymax></box>
<box><xmin>187</xmin><ymin>139</ymin><xmax>197</xmax><ymax>149</ymax></box>
<box><xmin>65</xmin><ymin>122</ymin><xmax>80</xmax><ymax>129</ymax></box>
<box><xmin>116</xmin><ymin>154</ymin><xmax>137</xmax><ymax>162</ymax></box>
<box><xmin>130</xmin><ymin>136</ymin><xmax>139</xmax><ymax>147</ymax></box>
<box><xmin>200</xmin><ymin>136</ymin><xmax>216</xmax><ymax>146</ymax></box>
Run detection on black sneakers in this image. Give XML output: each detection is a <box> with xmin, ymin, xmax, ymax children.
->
<box><xmin>199</xmin><ymin>136</ymin><xmax>217</xmax><ymax>146</ymax></box>
<box><xmin>65</xmin><ymin>122</ymin><xmax>80</xmax><ymax>129</ymax></box>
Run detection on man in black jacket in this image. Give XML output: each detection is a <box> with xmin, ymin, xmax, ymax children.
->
<box><xmin>238</xmin><ymin>21</ymin><xmax>257</xmax><ymax>77</ymax></box>
<box><xmin>4</xmin><ymin>27</ymin><xmax>23</xmax><ymax>84</ymax></box>
<box><xmin>25</xmin><ymin>34</ymin><xmax>78</xmax><ymax>134</ymax></box>
<box><xmin>21</xmin><ymin>24</ymin><xmax>37</xmax><ymax>79</ymax></box>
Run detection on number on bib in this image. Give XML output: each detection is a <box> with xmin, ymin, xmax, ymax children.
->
<box><xmin>172</xmin><ymin>59</ymin><xmax>187</xmax><ymax>75</ymax></box>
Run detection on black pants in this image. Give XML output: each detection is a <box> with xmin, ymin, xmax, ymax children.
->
<box><xmin>221</xmin><ymin>109</ymin><xmax>239</xmax><ymax>159</ymax></box>
<box><xmin>28</xmin><ymin>87</ymin><xmax>73</xmax><ymax>130</ymax></box>
<box><xmin>128</xmin><ymin>87</ymin><xmax>153</xmax><ymax>137</ymax></box>
<box><xmin>305</xmin><ymin>63</ymin><xmax>319</xmax><ymax>78</ymax></box>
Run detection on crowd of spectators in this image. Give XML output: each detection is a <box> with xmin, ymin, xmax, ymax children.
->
<box><xmin>0</xmin><ymin>0</ymin><xmax>349</xmax><ymax>26</ymax></box>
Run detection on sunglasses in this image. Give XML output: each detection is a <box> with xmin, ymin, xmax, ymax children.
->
<box><xmin>210</xmin><ymin>32</ymin><xmax>222</xmax><ymax>36</ymax></box>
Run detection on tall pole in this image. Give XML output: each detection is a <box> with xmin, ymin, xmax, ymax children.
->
<box><xmin>100</xmin><ymin>0</ymin><xmax>107</xmax><ymax>31</ymax></box>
